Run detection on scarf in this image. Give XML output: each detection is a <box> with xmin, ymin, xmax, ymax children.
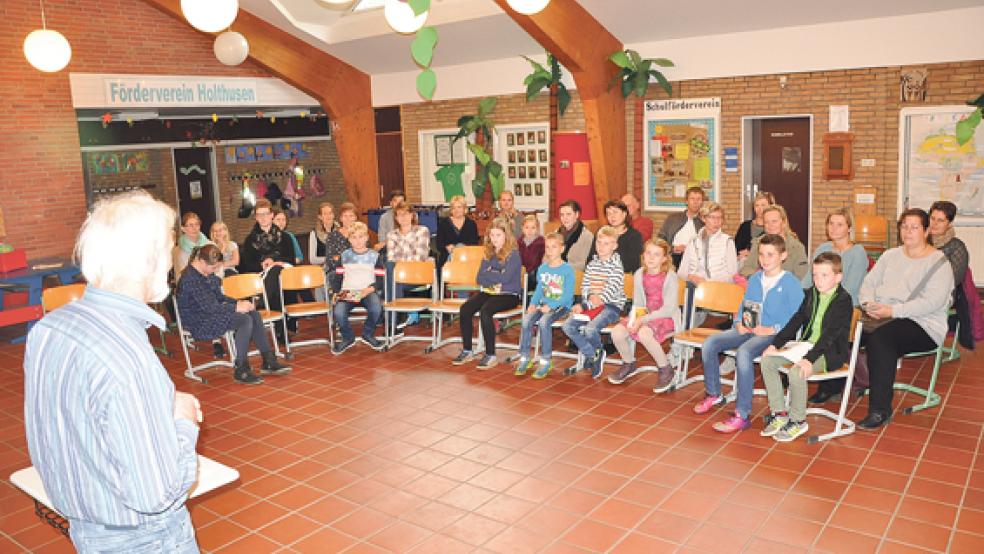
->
<box><xmin>247</xmin><ymin>223</ymin><xmax>285</xmax><ymax>260</ymax></box>
<box><xmin>561</xmin><ymin>220</ymin><xmax>584</xmax><ymax>259</ymax></box>
<box><xmin>178</xmin><ymin>232</ymin><xmax>209</xmax><ymax>253</ymax></box>
<box><xmin>931</xmin><ymin>226</ymin><xmax>955</xmax><ymax>249</ymax></box>
<box><xmin>315</xmin><ymin>220</ymin><xmax>337</xmax><ymax>243</ymax></box>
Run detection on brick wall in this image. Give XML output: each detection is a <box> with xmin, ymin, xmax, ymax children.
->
<box><xmin>402</xmin><ymin>60</ymin><xmax>984</xmax><ymax>251</ymax></box>
<box><xmin>0</xmin><ymin>0</ymin><xmax>272</xmax><ymax>258</ymax></box>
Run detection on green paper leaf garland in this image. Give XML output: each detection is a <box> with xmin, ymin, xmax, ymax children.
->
<box><xmin>416</xmin><ymin>69</ymin><xmax>437</xmax><ymax>100</ymax></box>
<box><xmin>408</xmin><ymin>0</ymin><xmax>430</xmax><ymax>17</ymax></box>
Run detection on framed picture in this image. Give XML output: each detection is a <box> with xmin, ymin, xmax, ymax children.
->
<box><xmin>538</xmin><ymin>149</ymin><xmax>547</xmax><ymax>162</ymax></box>
<box><xmin>524</xmin><ymin>183</ymin><xmax>532</xmax><ymax>196</ymax></box>
<box><xmin>506</xmin><ymin>133</ymin><xmax>515</xmax><ymax>146</ymax></box>
<box><xmin>537</xmin><ymin>130</ymin><xmax>546</xmax><ymax>144</ymax></box>
<box><xmin>189</xmin><ymin>180</ymin><xmax>203</xmax><ymax>200</ymax></box>
<box><xmin>508</xmin><ymin>151</ymin><xmax>516</xmax><ymax>163</ymax></box>
<box><xmin>528</xmin><ymin>166</ymin><xmax>537</xmax><ymax>178</ymax></box>
<box><xmin>434</xmin><ymin>135</ymin><xmax>454</xmax><ymax>166</ymax></box>
<box><xmin>518</xmin><ymin>150</ymin><xmax>526</xmax><ymax>163</ymax></box>
<box><xmin>527</xmin><ymin>131</ymin><xmax>536</xmax><ymax>143</ymax></box>
<box><xmin>514</xmin><ymin>183</ymin><xmax>523</xmax><ymax>196</ymax></box>
<box><xmin>518</xmin><ymin>166</ymin><xmax>527</xmax><ymax>178</ymax></box>
<box><xmin>535</xmin><ymin>182</ymin><xmax>543</xmax><ymax>195</ymax></box>
<box><xmin>528</xmin><ymin>149</ymin><xmax>536</xmax><ymax>161</ymax></box>
<box><xmin>539</xmin><ymin>166</ymin><xmax>548</xmax><ymax>179</ymax></box>
<box><xmin>508</xmin><ymin>166</ymin><xmax>516</xmax><ymax>178</ymax></box>
<box><xmin>517</xmin><ymin>133</ymin><xmax>525</xmax><ymax>146</ymax></box>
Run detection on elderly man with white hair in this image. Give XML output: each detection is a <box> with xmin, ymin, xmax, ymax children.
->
<box><xmin>23</xmin><ymin>192</ymin><xmax>203</xmax><ymax>553</ymax></box>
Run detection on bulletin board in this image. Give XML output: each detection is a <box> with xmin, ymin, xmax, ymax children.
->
<box><xmin>643</xmin><ymin>97</ymin><xmax>721</xmax><ymax>211</ymax></box>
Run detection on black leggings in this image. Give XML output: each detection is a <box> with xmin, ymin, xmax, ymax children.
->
<box><xmin>230</xmin><ymin>310</ymin><xmax>271</xmax><ymax>364</ymax></box>
<box><xmin>459</xmin><ymin>292</ymin><xmax>519</xmax><ymax>355</ymax></box>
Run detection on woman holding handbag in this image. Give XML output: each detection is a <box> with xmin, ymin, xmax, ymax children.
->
<box><xmin>850</xmin><ymin>208</ymin><xmax>953</xmax><ymax>429</ymax></box>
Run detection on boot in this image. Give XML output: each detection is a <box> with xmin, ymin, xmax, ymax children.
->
<box><xmin>260</xmin><ymin>351</ymin><xmax>292</xmax><ymax>376</ymax></box>
<box><xmin>233</xmin><ymin>360</ymin><xmax>263</xmax><ymax>385</ymax></box>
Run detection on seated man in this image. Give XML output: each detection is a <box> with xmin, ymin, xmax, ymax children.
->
<box><xmin>177</xmin><ymin>244</ymin><xmax>292</xmax><ymax>384</ymax></box>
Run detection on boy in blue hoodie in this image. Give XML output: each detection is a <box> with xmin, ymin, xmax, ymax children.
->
<box><xmin>510</xmin><ymin>233</ymin><xmax>576</xmax><ymax>379</ymax></box>
<box><xmin>694</xmin><ymin>234</ymin><xmax>804</xmax><ymax>433</ymax></box>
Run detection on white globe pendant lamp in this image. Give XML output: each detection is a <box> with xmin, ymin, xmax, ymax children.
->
<box><xmin>214</xmin><ymin>31</ymin><xmax>249</xmax><ymax>65</ymax></box>
<box><xmin>181</xmin><ymin>0</ymin><xmax>239</xmax><ymax>33</ymax></box>
<box><xmin>23</xmin><ymin>1</ymin><xmax>71</xmax><ymax>73</ymax></box>
<box><xmin>317</xmin><ymin>0</ymin><xmax>355</xmax><ymax>6</ymax></box>
<box><xmin>506</xmin><ymin>0</ymin><xmax>551</xmax><ymax>15</ymax></box>
<box><xmin>384</xmin><ymin>0</ymin><xmax>427</xmax><ymax>35</ymax></box>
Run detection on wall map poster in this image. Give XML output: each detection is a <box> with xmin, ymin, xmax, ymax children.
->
<box><xmin>643</xmin><ymin>97</ymin><xmax>720</xmax><ymax>211</ymax></box>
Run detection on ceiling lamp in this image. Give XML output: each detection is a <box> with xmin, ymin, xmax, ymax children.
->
<box><xmin>23</xmin><ymin>0</ymin><xmax>71</xmax><ymax>72</ymax></box>
<box><xmin>384</xmin><ymin>0</ymin><xmax>427</xmax><ymax>34</ymax></box>
<box><xmin>214</xmin><ymin>31</ymin><xmax>249</xmax><ymax>65</ymax></box>
<box><xmin>505</xmin><ymin>0</ymin><xmax>550</xmax><ymax>15</ymax></box>
<box><xmin>317</xmin><ymin>0</ymin><xmax>356</xmax><ymax>6</ymax></box>
<box><xmin>181</xmin><ymin>0</ymin><xmax>239</xmax><ymax>33</ymax></box>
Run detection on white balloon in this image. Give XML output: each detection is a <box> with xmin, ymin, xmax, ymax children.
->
<box><xmin>384</xmin><ymin>0</ymin><xmax>427</xmax><ymax>34</ymax></box>
<box><xmin>23</xmin><ymin>29</ymin><xmax>72</xmax><ymax>73</ymax></box>
<box><xmin>214</xmin><ymin>31</ymin><xmax>249</xmax><ymax>66</ymax></box>
<box><xmin>181</xmin><ymin>0</ymin><xmax>239</xmax><ymax>33</ymax></box>
<box><xmin>506</xmin><ymin>0</ymin><xmax>551</xmax><ymax>15</ymax></box>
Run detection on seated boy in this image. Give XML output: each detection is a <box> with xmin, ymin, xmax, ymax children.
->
<box><xmin>332</xmin><ymin>222</ymin><xmax>386</xmax><ymax>354</ymax></box>
<box><xmin>562</xmin><ymin>226</ymin><xmax>626</xmax><ymax>378</ymax></box>
<box><xmin>694</xmin><ymin>234</ymin><xmax>804</xmax><ymax>433</ymax></box>
<box><xmin>759</xmin><ymin>252</ymin><xmax>853</xmax><ymax>442</ymax></box>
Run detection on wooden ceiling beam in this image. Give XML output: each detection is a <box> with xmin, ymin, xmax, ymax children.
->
<box><xmin>494</xmin><ymin>0</ymin><xmax>628</xmax><ymax>212</ymax></box>
<box><xmin>141</xmin><ymin>0</ymin><xmax>379</xmax><ymax>214</ymax></box>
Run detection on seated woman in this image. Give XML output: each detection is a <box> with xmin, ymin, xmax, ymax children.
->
<box><xmin>436</xmin><ymin>195</ymin><xmax>480</xmax><ymax>273</ymax></box>
<box><xmin>274</xmin><ymin>209</ymin><xmax>305</xmax><ymax>265</ymax></box>
<box><xmin>177</xmin><ymin>244</ymin><xmax>291</xmax><ymax>384</ymax></box>
<box><xmin>739</xmin><ymin>204</ymin><xmax>809</xmax><ymax>280</ymax></box>
<box><xmin>172</xmin><ymin>212</ymin><xmax>211</xmax><ymax>276</ymax></box>
<box><xmin>387</xmin><ymin>202</ymin><xmax>432</xmax><ymax>326</ymax></box>
<box><xmin>734</xmin><ymin>191</ymin><xmax>774</xmax><ymax>259</ymax></box>
<box><xmin>854</xmin><ymin>208</ymin><xmax>953</xmax><ymax>429</ymax></box>
<box><xmin>557</xmin><ymin>200</ymin><xmax>594</xmax><ymax>271</ymax></box>
<box><xmin>238</xmin><ymin>199</ymin><xmax>297</xmax><ymax>340</ymax></box>
<box><xmin>587</xmin><ymin>199</ymin><xmax>644</xmax><ymax>274</ymax></box>
<box><xmin>929</xmin><ymin>200</ymin><xmax>969</xmax><ymax>286</ymax></box>
<box><xmin>803</xmin><ymin>208</ymin><xmax>867</xmax><ymax>305</ymax></box>
<box><xmin>209</xmin><ymin>221</ymin><xmax>239</xmax><ymax>278</ymax></box>
<box><xmin>677</xmin><ymin>201</ymin><xmax>738</xmax><ymax>328</ymax></box>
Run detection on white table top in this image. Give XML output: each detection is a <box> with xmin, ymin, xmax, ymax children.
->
<box><xmin>9</xmin><ymin>455</ymin><xmax>240</xmax><ymax>517</ymax></box>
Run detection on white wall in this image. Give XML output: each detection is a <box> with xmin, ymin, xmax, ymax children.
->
<box><xmin>371</xmin><ymin>6</ymin><xmax>984</xmax><ymax>106</ymax></box>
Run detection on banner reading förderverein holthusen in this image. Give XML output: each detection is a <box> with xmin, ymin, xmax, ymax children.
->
<box><xmin>643</xmin><ymin>98</ymin><xmax>721</xmax><ymax>211</ymax></box>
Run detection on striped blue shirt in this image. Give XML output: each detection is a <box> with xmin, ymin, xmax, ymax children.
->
<box><xmin>23</xmin><ymin>285</ymin><xmax>199</xmax><ymax>526</ymax></box>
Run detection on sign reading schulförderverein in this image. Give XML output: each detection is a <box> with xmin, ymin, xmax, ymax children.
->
<box><xmin>69</xmin><ymin>73</ymin><xmax>318</xmax><ymax>109</ymax></box>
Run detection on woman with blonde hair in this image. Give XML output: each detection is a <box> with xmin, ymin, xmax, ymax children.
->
<box><xmin>803</xmin><ymin>208</ymin><xmax>867</xmax><ymax>305</ymax></box>
<box><xmin>452</xmin><ymin>218</ymin><xmax>523</xmax><ymax>369</ymax></box>
<box><xmin>436</xmin><ymin>195</ymin><xmax>479</xmax><ymax>271</ymax></box>
<box><xmin>209</xmin><ymin>221</ymin><xmax>239</xmax><ymax>278</ymax></box>
<box><xmin>739</xmin><ymin>204</ymin><xmax>809</xmax><ymax>280</ymax></box>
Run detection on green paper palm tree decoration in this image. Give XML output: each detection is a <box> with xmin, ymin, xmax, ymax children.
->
<box><xmin>956</xmin><ymin>93</ymin><xmax>984</xmax><ymax>146</ymax></box>
<box><xmin>454</xmin><ymin>97</ymin><xmax>503</xmax><ymax>210</ymax></box>
<box><xmin>609</xmin><ymin>49</ymin><xmax>674</xmax><ymax>98</ymax></box>
<box><xmin>522</xmin><ymin>53</ymin><xmax>570</xmax><ymax>216</ymax></box>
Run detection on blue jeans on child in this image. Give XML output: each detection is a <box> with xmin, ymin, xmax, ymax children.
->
<box><xmin>68</xmin><ymin>506</ymin><xmax>198</xmax><ymax>553</ymax></box>
<box><xmin>334</xmin><ymin>292</ymin><xmax>383</xmax><ymax>341</ymax></box>
<box><xmin>701</xmin><ymin>328</ymin><xmax>774</xmax><ymax>419</ymax></box>
<box><xmin>562</xmin><ymin>304</ymin><xmax>621</xmax><ymax>359</ymax></box>
<box><xmin>518</xmin><ymin>307</ymin><xmax>569</xmax><ymax>360</ymax></box>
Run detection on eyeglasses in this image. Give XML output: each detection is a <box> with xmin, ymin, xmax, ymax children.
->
<box><xmin>899</xmin><ymin>224</ymin><xmax>924</xmax><ymax>231</ymax></box>
<box><xmin>255</xmin><ymin>211</ymin><xmax>272</xmax><ymax>217</ymax></box>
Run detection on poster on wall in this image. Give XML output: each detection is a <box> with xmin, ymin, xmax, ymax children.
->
<box><xmin>120</xmin><ymin>151</ymin><xmax>149</xmax><ymax>172</ymax></box>
<box><xmin>643</xmin><ymin>97</ymin><xmax>721</xmax><ymax>211</ymax></box>
<box><xmin>899</xmin><ymin>106</ymin><xmax>984</xmax><ymax>216</ymax></box>
<box><xmin>88</xmin><ymin>152</ymin><xmax>120</xmax><ymax>175</ymax></box>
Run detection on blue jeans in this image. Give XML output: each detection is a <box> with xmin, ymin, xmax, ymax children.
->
<box><xmin>701</xmin><ymin>328</ymin><xmax>774</xmax><ymax>419</ymax></box>
<box><xmin>334</xmin><ymin>292</ymin><xmax>383</xmax><ymax>341</ymax></box>
<box><xmin>562</xmin><ymin>304</ymin><xmax>621</xmax><ymax>359</ymax></box>
<box><xmin>68</xmin><ymin>506</ymin><xmax>198</xmax><ymax>553</ymax></box>
<box><xmin>518</xmin><ymin>307</ymin><xmax>569</xmax><ymax>360</ymax></box>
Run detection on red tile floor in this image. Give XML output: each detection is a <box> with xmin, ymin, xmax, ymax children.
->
<box><xmin>1</xmin><ymin>318</ymin><xmax>982</xmax><ymax>553</ymax></box>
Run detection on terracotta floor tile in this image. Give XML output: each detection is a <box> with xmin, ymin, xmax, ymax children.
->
<box><xmin>483</xmin><ymin>525</ymin><xmax>554</xmax><ymax>554</ymax></box>
<box><xmin>439</xmin><ymin>482</ymin><xmax>499</xmax><ymax>512</ymax></box>
<box><xmin>332</xmin><ymin>507</ymin><xmax>394</xmax><ymax>540</ymax></box>
<box><xmin>400</xmin><ymin>500</ymin><xmax>468</xmax><ymax>531</ymax></box>
<box><xmin>304</xmin><ymin>495</ymin><xmax>360</xmax><ymax>524</ymax></box>
<box><xmin>474</xmin><ymin>494</ymin><xmax>537</xmax><ymax>524</ymax></box>
<box><xmin>828</xmin><ymin>504</ymin><xmax>892</xmax><ymax>537</ymax></box>
<box><xmin>515</xmin><ymin>504</ymin><xmax>580</xmax><ymax>537</ymax></box>
<box><xmin>897</xmin><ymin>495</ymin><xmax>959</xmax><ymax>528</ymax></box>
<box><xmin>406</xmin><ymin>533</ymin><xmax>474</xmax><ymax>553</ymax></box>
<box><xmin>196</xmin><ymin>518</ymin><xmax>251</xmax><ymax>552</ymax></box>
<box><xmin>659</xmin><ymin>490</ymin><xmax>725</xmax><ymax>521</ymax></box>
<box><xmin>636</xmin><ymin>509</ymin><xmax>700</xmax><ymax>543</ymax></box>
<box><xmin>776</xmin><ymin>493</ymin><xmax>836</xmax><ymax>523</ymax></box>
<box><xmin>442</xmin><ymin>512</ymin><xmax>508</xmax><ymax>546</ymax></box>
<box><xmin>814</xmin><ymin>526</ymin><xmax>880</xmax><ymax>554</ymax></box>
<box><xmin>367</xmin><ymin>520</ymin><xmax>432</xmax><ymax>551</ymax></box>
<box><xmin>610</xmin><ymin>531</ymin><xmax>677</xmax><ymax>554</ymax></box>
<box><xmin>227</xmin><ymin>500</ymin><xmax>289</xmax><ymax>530</ymax></box>
<box><xmin>559</xmin><ymin>519</ymin><xmax>626</xmax><ymax>552</ymax></box>
<box><xmin>951</xmin><ymin>531</ymin><xmax>984</xmax><ymax>553</ymax></box>
<box><xmin>841</xmin><ymin>485</ymin><xmax>902</xmax><ymax>513</ymax></box>
<box><xmin>685</xmin><ymin>522</ymin><xmax>752</xmax><ymax>554</ymax></box>
<box><xmin>742</xmin><ymin>536</ymin><xmax>809</xmax><ymax>554</ymax></box>
<box><xmin>886</xmin><ymin>516</ymin><xmax>953</xmax><ymax>552</ymax></box>
<box><xmin>215</xmin><ymin>532</ymin><xmax>282</xmax><ymax>553</ymax></box>
<box><xmin>754</xmin><ymin>513</ymin><xmax>822</xmax><ymax>549</ymax></box>
<box><xmin>588</xmin><ymin>497</ymin><xmax>652</xmax><ymax>530</ymax></box>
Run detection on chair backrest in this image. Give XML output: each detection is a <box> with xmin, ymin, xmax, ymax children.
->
<box><xmin>441</xmin><ymin>260</ymin><xmax>481</xmax><ymax>287</ymax></box>
<box><xmin>394</xmin><ymin>260</ymin><xmax>436</xmax><ymax>286</ymax></box>
<box><xmin>280</xmin><ymin>265</ymin><xmax>326</xmax><ymax>291</ymax></box>
<box><xmin>222</xmin><ymin>273</ymin><xmax>264</xmax><ymax>300</ymax></box>
<box><xmin>848</xmin><ymin>307</ymin><xmax>861</xmax><ymax>342</ymax></box>
<box><xmin>623</xmin><ymin>273</ymin><xmax>634</xmax><ymax>299</ymax></box>
<box><xmin>450</xmin><ymin>245</ymin><xmax>485</xmax><ymax>265</ymax></box>
<box><xmin>573</xmin><ymin>270</ymin><xmax>584</xmax><ymax>294</ymax></box>
<box><xmin>42</xmin><ymin>283</ymin><xmax>86</xmax><ymax>314</ymax></box>
<box><xmin>854</xmin><ymin>214</ymin><xmax>888</xmax><ymax>249</ymax></box>
<box><xmin>692</xmin><ymin>281</ymin><xmax>745</xmax><ymax>314</ymax></box>
<box><xmin>543</xmin><ymin>220</ymin><xmax>561</xmax><ymax>235</ymax></box>
<box><xmin>678</xmin><ymin>278</ymin><xmax>688</xmax><ymax>306</ymax></box>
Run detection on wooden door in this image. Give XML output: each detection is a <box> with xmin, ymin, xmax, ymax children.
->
<box><xmin>758</xmin><ymin>118</ymin><xmax>811</xmax><ymax>244</ymax></box>
<box><xmin>173</xmin><ymin>147</ymin><xmax>218</xmax><ymax>233</ymax></box>
<box><xmin>376</xmin><ymin>133</ymin><xmax>404</xmax><ymax>204</ymax></box>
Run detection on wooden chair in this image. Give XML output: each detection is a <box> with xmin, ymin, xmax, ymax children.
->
<box><xmin>777</xmin><ymin>308</ymin><xmax>862</xmax><ymax>443</ymax></box>
<box><xmin>172</xmin><ymin>296</ymin><xmax>234</xmax><ymax>384</ymax></box>
<box><xmin>384</xmin><ymin>260</ymin><xmax>436</xmax><ymax>348</ymax></box>
<box><xmin>425</xmin><ymin>259</ymin><xmax>481</xmax><ymax>353</ymax></box>
<box><xmin>279</xmin><ymin>265</ymin><xmax>332</xmax><ymax>354</ymax></box>
<box><xmin>222</xmin><ymin>273</ymin><xmax>287</xmax><ymax>360</ymax></box>
<box><xmin>41</xmin><ymin>283</ymin><xmax>85</xmax><ymax>314</ymax></box>
<box><xmin>565</xmin><ymin>273</ymin><xmax>636</xmax><ymax>374</ymax></box>
<box><xmin>669</xmin><ymin>281</ymin><xmax>745</xmax><ymax>391</ymax></box>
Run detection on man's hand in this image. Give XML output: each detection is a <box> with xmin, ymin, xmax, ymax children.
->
<box><xmin>588</xmin><ymin>294</ymin><xmax>603</xmax><ymax>307</ymax></box>
<box><xmin>752</xmin><ymin>325</ymin><xmax>776</xmax><ymax>336</ymax></box>
<box><xmin>763</xmin><ymin>345</ymin><xmax>778</xmax><ymax>357</ymax></box>
<box><xmin>260</xmin><ymin>258</ymin><xmax>274</xmax><ymax>270</ymax></box>
<box><xmin>235</xmin><ymin>300</ymin><xmax>254</xmax><ymax>313</ymax></box>
<box><xmin>174</xmin><ymin>392</ymin><xmax>202</xmax><ymax>425</ymax></box>
<box><xmin>864</xmin><ymin>302</ymin><xmax>892</xmax><ymax>320</ymax></box>
<box><xmin>572</xmin><ymin>304</ymin><xmax>583</xmax><ymax>315</ymax></box>
<box><xmin>673</xmin><ymin>244</ymin><xmax>686</xmax><ymax>254</ymax></box>
<box><xmin>688</xmin><ymin>274</ymin><xmax>706</xmax><ymax>284</ymax></box>
<box><xmin>796</xmin><ymin>359</ymin><xmax>814</xmax><ymax>379</ymax></box>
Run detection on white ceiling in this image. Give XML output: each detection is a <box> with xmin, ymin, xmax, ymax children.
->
<box><xmin>240</xmin><ymin>0</ymin><xmax>984</xmax><ymax>75</ymax></box>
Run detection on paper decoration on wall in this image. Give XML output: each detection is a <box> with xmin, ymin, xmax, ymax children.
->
<box><xmin>573</xmin><ymin>162</ymin><xmax>590</xmax><ymax>186</ymax></box>
<box><xmin>224</xmin><ymin>142</ymin><xmax>312</xmax><ymax>164</ymax></box>
<box><xmin>435</xmin><ymin>163</ymin><xmax>466</xmax><ymax>200</ymax></box>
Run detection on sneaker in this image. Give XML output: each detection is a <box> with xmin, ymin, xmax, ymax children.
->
<box><xmin>476</xmin><ymin>355</ymin><xmax>498</xmax><ymax>370</ymax></box>
<box><xmin>652</xmin><ymin>364</ymin><xmax>675</xmax><ymax>394</ymax></box>
<box><xmin>774</xmin><ymin>420</ymin><xmax>810</xmax><ymax>442</ymax></box>
<box><xmin>331</xmin><ymin>338</ymin><xmax>356</xmax><ymax>356</ymax></box>
<box><xmin>719</xmin><ymin>357</ymin><xmax>736</xmax><ymax>375</ymax></box>
<box><xmin>590</xmin><ymin>349</ymin><xmax>605</xmax><ymax>379</ymax></box>
<box><xmin>212</xmin><ymin>341</ymin><xmax>226</xmax><ymax>359</ymax></box>
<box><xmin>361</xmin><ymin>335</ymin><xmax>387</xmax><ymax>351</ymax></box>
<box><xmin>693</xmin><ymin>394</ymin><xmax>726</xmax><ymax>415</ymax></box>
<box><xmin>451</xmin><ymin>350</ymin><xmax>476</xmax><ymax>365</ymax></box>
<box><xmin>608</xmin><ymin>361</ymin><xmax>638</xmax><ymax>385</ymax></box>
<box><xmin>563</xmin><ymin>361</ymin><xmax>582</xmax><ymax>376</ymax></box>
<box><xmin>505</xmin><ymin>354</ymin><xmax>523</xmax><ymax>364</ymax></box>
<box><xmin>405</xmin><ymin>313</ymin><xmax>421</xmax><ymax>327</ymax></box>
<box><xmin>712</xmin><ymin>413</ymin><xmax>751</xmax><ymax>434</ymax></box>
<box><xmin>531</xmin><ymin>359</ymin><xmax>552</xmax><ymax>379</ymax></box>
<box><xmin>514</xmin><ymin>357</ymin><xmax>532</xmax><ymax>376</ymax></box>
<box><xmin>760</xmin><ymin>413</ymin><xmax>789</xmax><ymax>437</ymax></box>
<box><xmin>233</xmin><ymin>362</ymin><xmax>264</xmax><ymax>385</ymax></box>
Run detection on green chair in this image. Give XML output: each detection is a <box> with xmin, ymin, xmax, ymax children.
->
<box><xmin>894</xmin><ymin>320</ymin><xmax>959</xmax><ymax>414</ymax></box>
